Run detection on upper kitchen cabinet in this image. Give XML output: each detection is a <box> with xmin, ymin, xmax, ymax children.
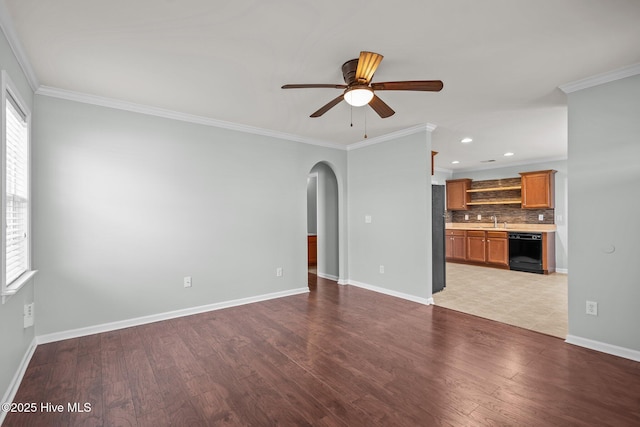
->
<box><xmin>520</xmin><ymin>170</ymin><xmax>556</xmax><ymax>209</ymax></box>
<box><xmin>431</xmin><ymin>151</ymin><xmax>437</xmax><ymax>175</ymax></box>
<box><xmin>445</xmin><ymin>179</ymin><xmax>472</xmax><ymax>210</ymax></box>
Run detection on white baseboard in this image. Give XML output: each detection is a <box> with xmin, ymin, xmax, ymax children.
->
<box><xmin>347</xmin><ymin>280</ymin><xmax>433</xmax><ymax>306</ymax></box>
<box><xmin>37</xmin><ymin>287</ymin><xmax>309</xmax><ymax>345</ymax></box>
<box><xmin>565</xmin><ymin>334</ymin><xmax>640</xmax><ymax>362</ymax></box>
<box><xmin>0</xmin><ymin>337</ymin><xmax>37</xmax><ymax>426</ymax></box>
<box><xmin>317</xmin><ymin>272</ymin><xmax>339</xmax><ymax>281</ymax></box>
<box><xmin>555</xmin><ymin>268</ymin><xmax>568</xmax><ymax>274</ymax></box>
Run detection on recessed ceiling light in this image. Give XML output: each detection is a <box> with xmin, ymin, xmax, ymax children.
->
<box><xmin>504</xmin><ymin>152</ymin><xmax>514</xmax><ymax>157</ymax></box>
<box><xmin>451</xmin><ymin>160</ymin><xmax>460</xmax><ymax>164</ymax></box>
<box><xmin>461</xmin><ymin>137</ymin><xmax>473</xmax><ymax>144</ymax></box>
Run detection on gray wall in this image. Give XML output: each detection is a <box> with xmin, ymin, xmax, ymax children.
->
<box><xmin>32</xmin><ymin>95</ymin><xmax>348</xmax><ymax>335</ymax></box>
<box><xmin>452</xmin><ymin>159</ymin><xmax>568</xmax><ymax>271</ymax></box>
<box><xmin>567</xmin><ymin>74</ymin><xmax>640</xmax><ymax>352</ymax></box>
<box><xmin>431</xmin><ymin>168</ymin><xmax>453</xmax><ymax>185</ymax></box>
<box><xmin>347</xmin><ymin>131</ymin><xmax>432</xmax><ymax>300</ymax></box>
<box><xmin>310</xmin><ymin>162</ymin><xmax>339</xmax><ymax>279</ymax></box>
<box><xmin>0</xmin><ymin>28</ymin><xmax>36</xmax><ymax>407</ymax></box>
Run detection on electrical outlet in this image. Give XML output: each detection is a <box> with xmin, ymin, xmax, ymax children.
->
<box><xmin>365</xmin><ymin>215</ymin><xmax>372</xmax><ymax>223</ymax></box>
<box><xmin>276</xmin><ymin>267</ymin><xmax>283</xmax><ymax>277</ymax></box>
<box><xmin>538</xmin><ymin>214</ymin><xmax>544</xmax><ymax>221</ymax></box>
<box><xmin>464</xmin><ymin>214</ymin><xmax>469</xmax><ymax>221</ymax></box>
<box><xmin>477</xmin><ymin>214</ymin><xmax>482</xmax><ymax>220</ymax></box>
<box><xmin>183</xmin><ymin>276</ymin><xmax>192</xmax><ymax>288</ymax></box>
<box><xmin>23</xmin><ymin>303</ymin><xmax>34</xmax><ymax>328</ymax></box>
<box><xmin>586</xmin><ymin>301</ymin><xmax>598</xmax><ymax>316</ymax></box>
<box><xmin>379</xmin><ymin>265</ymin><xmax>385</xmax><ymax>274</ymax></box>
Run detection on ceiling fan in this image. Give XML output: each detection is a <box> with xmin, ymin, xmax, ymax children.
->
<box><xmin>281</xmin><ymin>51</ymin><xmax>443</xmax><ymax>118</ymax></box>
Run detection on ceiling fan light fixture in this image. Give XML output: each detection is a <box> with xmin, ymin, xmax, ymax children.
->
<box><xmin>344</xmin><ymin>87</ymin><xmax>374</xmax><ymax>107</ymax></box>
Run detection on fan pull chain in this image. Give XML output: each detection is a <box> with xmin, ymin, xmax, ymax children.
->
<box><xmin>350</xmin><ymin>104</ymin><xmax>353</xmax><ymax>127</ymax></box>
<box><xmin>364</xmin><ymin>109</ymin><xmax>368</xmax><ymax>139</ymax></box>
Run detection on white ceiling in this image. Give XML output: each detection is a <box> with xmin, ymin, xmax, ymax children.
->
<box><xmin>4</xmin><ymin>0</ymin><xmax>640</xmax><ymax>171</ymax></box>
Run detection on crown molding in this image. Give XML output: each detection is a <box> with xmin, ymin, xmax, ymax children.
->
<box><xmin>0</xmin><ymin>0</ymin><xmax>39</xmax><ymax>91</ymax></box>
<box><xmin>346</xmin><ymin>123</ymin><xmax>437</xmax><ymax>151</ymax></box>
<box><xmin>559</xmin><ymin>62</ymin><xmax>640</xmax><ymax>94</ymax></box>
<box><xmin>35</xmin><ymin>86</ymin><xmax>347</xmax><ymax>150</ymax></box>
<box><xmin>36</xmin><ymin>86</ymin><xmax>441</xmax><ymax>151</ymax></box>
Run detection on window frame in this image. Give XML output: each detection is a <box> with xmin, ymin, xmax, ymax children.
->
<box><xmin>1</xmin><ymin>70</ymin><xmax>36</xmax><ymax>303</ymax></box>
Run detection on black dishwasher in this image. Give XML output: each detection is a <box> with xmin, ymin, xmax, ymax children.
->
<box><xmin>508</xmin><ymin>232</ymin><xmax>543</xmax><ymax>274</ymax></box>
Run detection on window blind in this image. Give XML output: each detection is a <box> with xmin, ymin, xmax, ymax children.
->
<box><xmin>5</xmin><ymin>92</ymin><xmax>29</xmax><ymax>285</ymax></box>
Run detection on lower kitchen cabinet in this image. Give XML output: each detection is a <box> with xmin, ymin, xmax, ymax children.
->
<box><xmin>445</xmin><ymin>230</ymin><xmax>466</xmax><ymax>261</ymax></box>
<box><xmin>466</xmin><ymin>231</ymin><xmax>486</xmax><ymax>263</ymax></box>
<box><xmin>447</xmin><ymin>229</ymin><xmax>509</xmax><ymax>269</ymax></box>
<box><xmin>486</xmin><ymin>231</ymin><xmax>509</xmax><ymax>267</ymax></box>
<box><xmin>446</xmin><ymin>227</ymin><xmax>552</xmax><ymax>272</ymax></box>
<box><xmin>541</xmin><ymin>232</ymin><xmax>556</xmax><ymax>274</ymax></box>
<box><xmin>466</xmin><ymin>230</ymin><xmax>508</xmax><ymax>266</ymax></box>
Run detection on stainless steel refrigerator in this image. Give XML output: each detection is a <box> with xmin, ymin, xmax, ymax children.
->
<box><xmin>432</xmin><ymin>185</ymin><xmax>446</xmax><ymax>293</ymax></box>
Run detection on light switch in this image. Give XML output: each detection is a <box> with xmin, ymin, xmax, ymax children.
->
<box><xmin>365</xmin><ymin>215</ymin><xmax>372</xmax><ymax>223</ymax></box>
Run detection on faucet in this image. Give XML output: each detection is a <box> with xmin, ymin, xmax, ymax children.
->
<box><xmin>493</xmin><ymin>215</ymin><xmax>498</xmax><ymax>228</ymax></box>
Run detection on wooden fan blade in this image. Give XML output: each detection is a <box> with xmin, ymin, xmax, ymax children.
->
<box><xmin>355</xmin><ymin>51</ymin><xmax>383</xmax><ymax>84</ymax></box>
<box><xmin>310</xmin><ymin>94</ymin><xmax>344</xmax><ymax>118</ymax></box>
<box><xmin>369</xmin><ymin>95</ymin><xmax>395</xmax><ymax>118</ymax></box>
<box><xmin>371</xmin><ymin>80</ymin><xmax>444</xmax><ymax>91</ymax></box>
<box><xmin>282</xmin><ymin>84</ymin><xmax>347</xmax><ymax>89</ymax></box>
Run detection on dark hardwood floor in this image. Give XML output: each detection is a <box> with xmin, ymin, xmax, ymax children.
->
<box><xmin>5</xmin><ymin>274</ymin><xmax>640</xmax><ymax>426</ymax></box>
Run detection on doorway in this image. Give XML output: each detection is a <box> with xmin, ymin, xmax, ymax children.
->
<box><xmin>307</xmin><ymin>162</ymin><xmax>339</xmax><ymax>288</ymax></box>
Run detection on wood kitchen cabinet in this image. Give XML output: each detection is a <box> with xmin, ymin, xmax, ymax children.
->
<box><xmin>466</xmin><ymin>231</ymin><xmax>486</xmax><ymax>263</ymax></box>
<box><xmin>431</xmin><ymin>151</ymin><xmax>437</xmax><ymax>175</ymax></box>
<box><xmin>520</xmin><ymin>170</ymin><xmax>556</xmax><ymax>209</ymax></box>
<box><xmin>541</xmin><ymin>232</ymin><xmax>556</xmax><ymax>274</ymax></box>
<box><xmin>445</xmin><ymin>179</ymin><xmax>472</xmax><ymax>210</ymax></box>
<box><xmin>486</xmin><ymin>231</ymin><xmax>509</xmax><ymax>267</ymax></box>
<box><xmin>307</xmin><ymin>235</ymin><xmax>317</xmax><ymax>266</ymax></box>
<box><xmin>445</xmin><ymin>230</ymin><xmax>466</xmax><ymax>261</ymax></box>
<box><xmin>465</xmin><ymin>230</ymin><xmax>509</xmax><ymax>267</ymax></box>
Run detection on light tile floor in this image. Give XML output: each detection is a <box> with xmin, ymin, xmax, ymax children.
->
<box><xmin>433</xmin><ymin>263</ymin><xmax>568</xmax><ymax>338</ymax></box>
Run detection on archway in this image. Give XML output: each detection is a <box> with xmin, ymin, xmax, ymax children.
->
<box><xmin>307</xmin><ymin>162</ymin><xmax>340</xmax><ymax>287</ymax></box>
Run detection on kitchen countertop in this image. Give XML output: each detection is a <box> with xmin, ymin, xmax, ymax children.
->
<box><xmin>445</xmin><ymin>223</ymin><xmax>556</xmax><ymax>233</ymax></box>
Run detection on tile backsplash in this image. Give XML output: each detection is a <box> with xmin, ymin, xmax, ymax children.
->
<box><xmin>446</xmin><ymin>177</ymin><xmax>555</xmax><ymax>225</ymax></box>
